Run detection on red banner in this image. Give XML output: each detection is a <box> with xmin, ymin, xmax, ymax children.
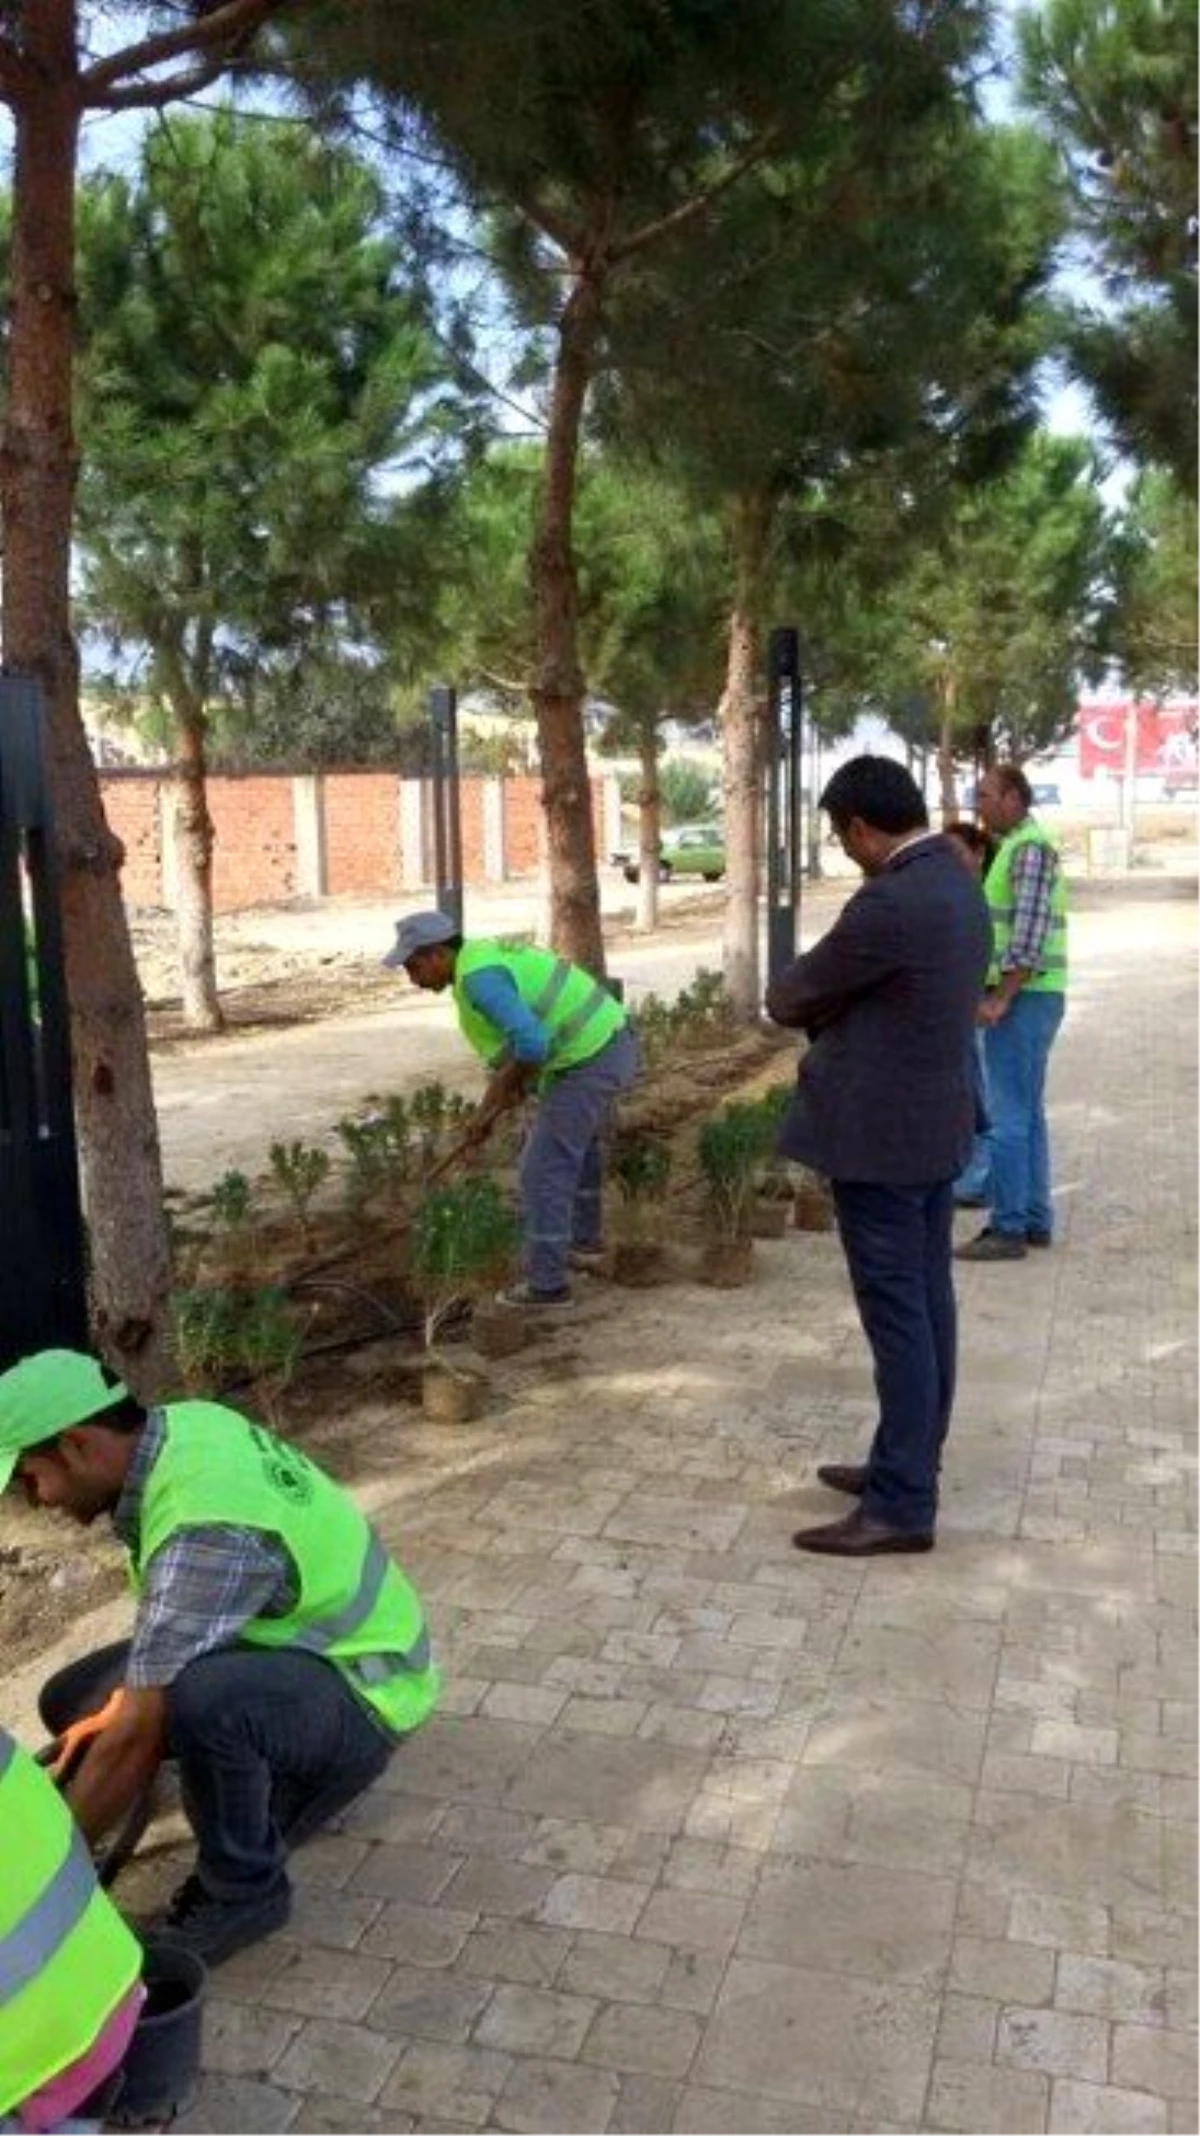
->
<box><xmin>1078</xmin><ymin>700</ymin><xmax>1199</xmax><ymax>780</ymax></box>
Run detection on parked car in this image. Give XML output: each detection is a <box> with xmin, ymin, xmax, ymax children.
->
<box><xmin>615</xmin><ymin>821</ymin><xmax>726</xmax><ymax>885</ymax></box>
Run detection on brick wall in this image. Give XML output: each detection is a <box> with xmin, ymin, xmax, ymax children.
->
<box><xmin>102</xmin><ymin>774</ymin><xmax>162</xmax><ymax>907</ymax></box>
<box><xmin>97</xmin><ymin>767</ymin><xmax>616</xmax><ymax>914</ymax></box>
<box><xmin>205</xmin><ymin>777</ymin><xmax>296</xmax><ymax>911</ymax></box>
<box><xmin>323</xmin><ymin>774</ymin><xmax>403</xmax><ymax>898</ymax></box>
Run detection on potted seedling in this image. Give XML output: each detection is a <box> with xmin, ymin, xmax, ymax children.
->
<box><xmin>749</xmin><ymin>1087</ymin><xmax>795</xmax><ymax>1237</ymax></box>
<box><xmin>204</xmin><ymin>1168</ymin><xmax>259</xmax><ymax>1285</ymax></box>
<box><xmin>695</xmin><ymin>1102</ymin><xmax>762</xmax><ymax>1286</ymax></box>
<box><xmin>237</xmin><ymin>1285</ymin><xmax>305</xmax><ymax>1425</ymax></box>
<box><xmin>408</xmin><ymin>1176</ymin><xmax>520</xmax><ymax>1419</ymax></box>
<box><xmin>793</xmin><ymin>1165</ymin><xmax>836</xmax><ymax>1232</ymax></box>
<box><xmin>171</xmin><ymin>1283</ymin><xmax>305</xmax><ymax>1417</ymax></box>
<box><xmin>610</xmin><ymin>1127</ymin><xmax>672</xmax><ymax>1285</ymax></box>
<box><xmin>269</xmin><ymin>1139</ymin><xmax>331</xmax><ymax>1248</ymax></box>
<box><xmin>336</xmin><ymin>1099</ymin><xmax>410</xmax><ymax>1212</ymax></box>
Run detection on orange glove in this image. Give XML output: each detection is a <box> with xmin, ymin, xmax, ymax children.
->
<box><xmin>38</xmin><ymin>1688</ymin><xmax>126</xmax><ymax>1785</ymax></box>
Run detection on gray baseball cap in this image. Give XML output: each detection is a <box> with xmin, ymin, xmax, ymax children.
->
<box><xmin>382</xmin><ymin>910</ymin><xmax>458</xmax><ymax>970</ymax></box>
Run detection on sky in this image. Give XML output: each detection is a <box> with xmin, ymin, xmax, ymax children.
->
<box><xmin>7</xmin><ymin>1</ymin><xmax>1125</xmax><ymax>476</ymax></box>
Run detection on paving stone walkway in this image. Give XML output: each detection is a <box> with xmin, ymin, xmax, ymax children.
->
<box><xmin>27</xmin><ymin>882</ymin><xmax>1200</xmax><ymax>2134</ymax></box>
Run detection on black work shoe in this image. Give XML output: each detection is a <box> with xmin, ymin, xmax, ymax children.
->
<box><xmin>955</xmin><ymin>1228</ymin><xmax>1027</xmax><ymax>1262</ymax></box>
<box><xmin>816</xmin><ymin>1462</ymin><xmax>868</xmax><ymax>1497</ymax></box>
<box><xmin>793</xmin><ymin>1509</ymin><xmax>934</xmax><ymax>1557</ymax></box>
<box><xmin>495</xmin><ymin>1282</ymin><xmax>574</xmax><ymax>1310</ymax></box>
<box><xmin>1026</xmin><ymin>1229</ymin><xmax>1053</xmax><ymax>1248</ymax></box>
<box><xmin>953</xmin><ymin>1193</ymin><xmax>991</xmax><ymax>1210</ymax></box>
<box><xmin>153</xmin><ymin>1872</ymin><xmax>291</xmax><ymax>1967</ymax></box>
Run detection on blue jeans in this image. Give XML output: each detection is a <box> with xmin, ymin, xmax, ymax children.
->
<box><xmin>832</xmin><ymin>1178</ymin><xmax>957</xmax><ymax>1534</ymax></box>
<box><xmin>955</xmin><ymin>1034</ymin><xmax>993</xmax><ymax>1202</ymax></box>
<box><xmin>41</xmin><ymin>1641</ymin><xmax>393</xmax><ymax>1901</ymax></box>
<box><xmin>522</xmin><ymin>1024</ymin><xmax>640</xmax><ymax>1291</ymax></box>
<box><xmin>983</xmin><ymin>991</ymin><xmax>1065</xmax><ymax>1238</ymax></box>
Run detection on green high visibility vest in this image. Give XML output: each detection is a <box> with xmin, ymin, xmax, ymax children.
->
<box><xmin>131</xmin><ymin>1404</ymin><xmax>439</xmax><ymax>1738</ymax></box>
<box><xmin>453</xmin><ymin>940</ymin><xmax>625</xmax><ymax>1083</ymax></box>
<box><xmin>986</xmin><ymin>818</ymin><xmax>1068</xmax><ymax>992</ymax></box>
<box><xmin>0</xmin><ymin>1728</ymin><xmax>142</xmax><ymax>2115</ymax></box>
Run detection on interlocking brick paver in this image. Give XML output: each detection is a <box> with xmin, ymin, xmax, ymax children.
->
<box><xmin>15</xmin><ymin>882</ymin><xmax>1192</xmax><ymax>2134</ymax></box>
<box><xmin>491</xmin><ymin>2056</ymin><xmax>620</xmax><ymax>2133</ymax></box>
<box><xmin>1048</xmin><ymin>2078</ymin><xmax>1169</xmax><ymax>2132</ymax></box>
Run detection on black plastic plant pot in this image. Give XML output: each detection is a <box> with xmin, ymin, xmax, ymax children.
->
<box><xmin>109</xmin><ymin>1939</ymin><xmax>208</xmax><ymax>2130</ymax></box>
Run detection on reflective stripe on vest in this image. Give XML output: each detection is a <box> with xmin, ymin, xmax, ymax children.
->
<box><xmin>552</xmin><ymin>979</ymin><xmax>615</xmax><ymax>1057</ymax></box>
<box><xmin>291</xmin><ymin>1531</ymin><xmax>432</xmax><ymax>1679</ymax></box>
<box><xmin>0</xmin><ymin>1822</ymin><xmax>95</xmax><ymax>2007</ymax></box>
<box><xmin>528</xmin><ymin>958</ymin><xmax>574</xmax><ymax>1025</ymax></box>
<box><xmin>0</xmin><ymin>1729</ymin><xmax>144</xmax><ymax>2117</ymax></box>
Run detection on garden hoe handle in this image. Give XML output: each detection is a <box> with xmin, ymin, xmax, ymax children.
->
<box><xmin>425</xmin><ymin>1129</ymin><xmax>483</xmax><ymax>1185</ymax></box>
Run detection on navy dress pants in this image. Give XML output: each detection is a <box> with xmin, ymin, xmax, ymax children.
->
<box><xmin>831</xmin><ymin>1177</ymin><xmax>957</xmax><ymax>1535</ymax></box>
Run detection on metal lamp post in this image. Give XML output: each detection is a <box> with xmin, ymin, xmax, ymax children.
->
<box><xmin>765</xmin><ymin>626</ymin><xmax>803</xmax><ymax>987</ymax></box>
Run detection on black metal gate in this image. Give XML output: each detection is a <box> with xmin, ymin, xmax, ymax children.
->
<box><xmin>0</xmin><ymin>677</ymin><xmax>89</xmax><ymax>1368</ymax></box>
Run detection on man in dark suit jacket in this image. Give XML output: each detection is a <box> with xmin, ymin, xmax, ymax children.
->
<box><xmin>766</xmin><ymin>757</ymin><xmax>992</xmax><ymax>1556</ymax></box>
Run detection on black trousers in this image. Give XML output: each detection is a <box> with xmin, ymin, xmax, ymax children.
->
<box><xmin>41</xmin><ymin>1640</ymin><xmax>393</xmax><ymax>1899</ymax></box>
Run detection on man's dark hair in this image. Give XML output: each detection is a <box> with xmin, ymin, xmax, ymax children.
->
<box><xmin>820</xmin><ymin>756</ymin><xmax>928</xmax><ymax>835</ymax></box>
<box><xmin>97</xmin><ymin>1393</ymin><xmax>149</xmax><ymax>1434</ymax></box>
<box><xmin>944</xmin><ymin>820</ymin><xmax>992</xmax><ymax>857</ymax></box>
<box><xmin>992</xmin><ymin>764</ymin><xmax>1032</xmax><ymax>811</ymax></box>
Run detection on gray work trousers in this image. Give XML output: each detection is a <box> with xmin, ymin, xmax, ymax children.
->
<box><xmin>521</xmin><ymin>1023</ymin><xmax>640</xmax><ymax>1292</ymax></box>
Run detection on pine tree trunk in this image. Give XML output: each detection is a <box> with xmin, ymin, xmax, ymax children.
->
<box><xmin>720</xmin><ymin>496</ymin><xmax>772</xmax><ymax>1021</ymax></box>
<box><xmin>529</xmin><ymin>262</ymin><xmax>606</xmax><ymax>976</ymax></box>
<box><xmin>1</xmin><ymin>5</ymin><xmax>172</xmax><ymax>1389</ymax></box>
<box><xmin>172</xmin><ymin>708</ymin><xmax>223</xmax><ymax>1032</ymax></box>
<box><xmin>635</xmin><ymin>710</ymin><xmax>661</xmax><ymax>933</ymax></box>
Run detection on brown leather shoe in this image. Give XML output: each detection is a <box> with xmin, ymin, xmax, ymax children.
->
<box><xmin>816</xmin><ymin>1463</ymin><xmax>868</xmax><ymax>1497</ymax></box>
<box><xmin>792</xmin><ymin>1509</ymin><xmax>934</xmax><ymax>1556</ymax></box>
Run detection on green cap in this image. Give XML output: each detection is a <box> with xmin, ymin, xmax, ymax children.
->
<box><xmin>0</xmin><ymin>1349</ymin><xmax>130</xmax><ymax>1492</ymax></box>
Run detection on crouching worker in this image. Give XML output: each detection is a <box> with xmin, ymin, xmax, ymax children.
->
<box><xmin>0</xmin><ymin>1350</ymin><xmax>439</xmax><ymax>1968</ymax></box>
<box><xmin>0</xmin><ymin>1726</ymin><xmax>144</xmax><ymax>2133</ymax></box>
<box><xmin>384</xmin><ymin>911</ymin><xmax>639</xmax><ymax>1308</ymax></box>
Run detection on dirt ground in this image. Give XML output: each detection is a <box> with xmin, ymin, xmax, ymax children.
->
<box><xmin>133</xmin><ymin>906</ymin><xmax>402</xmax><ymax>1049</ymax></box>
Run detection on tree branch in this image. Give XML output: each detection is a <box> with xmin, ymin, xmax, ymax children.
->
<box><xmin>93</xmin><ymin>58</ymin><xmax>229</xmax><ymax>113</ymax></box>
<box><xmin>80</xmin><ymin>0</ymin><xmax>282</xmax><ymax>104</ymax></box>
<box><xmin>508</xmin><ymin>189</ymin><xmax>579</xmax><ymax>262</ymax></box>
<box><xmin>610</xmin><ymin>132</ymin><xmax>778</xmax><ymax>266</ymax></box>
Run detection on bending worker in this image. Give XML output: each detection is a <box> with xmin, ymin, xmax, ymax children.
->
<box><xmin>384</xmin><ymin>911</ymin><xmax>639</xmax><ymax>1308</ymax></box>
<box><xmin>0</xmin><ymin>1725</ymin><xmax>143</xmax><ymax>2133</ymax></box>
<box><xmin>0</xmin><ymin>1349</ymin><xmax>439</xmax><ymax>1969</ymax></box>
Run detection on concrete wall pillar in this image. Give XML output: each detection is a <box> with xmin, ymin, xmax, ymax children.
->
<box><xmin>292</xmin><ymin>774</ymin><xmax>327</xmax><ymax>897</ymax></box>
<box><xmin>483</xmin><ymin>777</ymin><xmax>506</xmax><ymax>882</ymax></box>
<box><xmin>159</xmin><ymin>783</ymin><xmax>179</xmax><ymax>911</ymax></box>
<box><xmin>399</xmin><ymin>778</ymin><xmax>428</xmax><ymax>888</ymax></box>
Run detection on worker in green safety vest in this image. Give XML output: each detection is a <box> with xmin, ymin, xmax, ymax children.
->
<box><xmin>956</xmin><ymin>762</ymin><xmax>1069</xmax><ymax>1262</ymax></box>
<box><xmin>0</xmin><ymin>1349</ymin><xmax>439</xmax><ymax>1970</ymax></box>
<box><xmin>384</xmin><ymin>910</ymin><xmax>640</xmax><ymax>1308</ymax></box>
<box><xmin>0</xmin><ymin>1726</ymin><xmax>145</xmax><ymax>2131</ymax></box>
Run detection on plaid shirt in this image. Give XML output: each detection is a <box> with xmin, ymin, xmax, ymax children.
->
<box><xmin>113</xmin><ymin>1411</ymin><xmax>297</xmax><ymax>1689</ymax></box>
<box><xmin>1000</xmin><ymin>833</ymin><xmax>1058</xmax><ymax>974</ymax></box>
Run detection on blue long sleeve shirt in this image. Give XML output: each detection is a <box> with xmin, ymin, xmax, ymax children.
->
<box><xmin>461</xmin><ymin>965</ymin><xmax>551</xmax><ymax>1064</ymax></box>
